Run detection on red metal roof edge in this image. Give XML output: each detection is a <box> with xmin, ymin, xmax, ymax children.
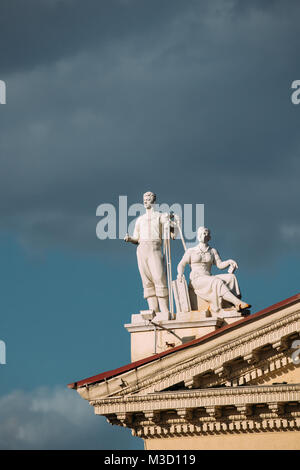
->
<box><xmin>67</xmin><ymin>292</ymin><xmax>300</xmax><ymax>390</ymax></box>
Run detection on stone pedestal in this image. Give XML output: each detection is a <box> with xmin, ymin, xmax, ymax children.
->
<box><xmin>124</xmin><ymin>311</ymin><xmax>223</xmax><ymax>362</ymax></box>
<box><xmin>124</xmin><ymin>305</ymin><xmax>247</xmax><ymax>362</ymax></box>
<box><xmin>218</xmin><ymin>309</ymin><xmax>248</xmax><ymax>325</ymax></box>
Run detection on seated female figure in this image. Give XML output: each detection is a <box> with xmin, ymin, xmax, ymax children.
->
<box><xmin>177</xmin><ymin>227</ymin><xmax>250</xmax><ymax>314</ymax></box>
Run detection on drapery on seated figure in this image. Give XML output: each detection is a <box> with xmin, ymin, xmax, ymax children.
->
<box><xmin>177</xmin><ymin>227</ymin><xmax>250</xmax><ymax>315</ymax></box>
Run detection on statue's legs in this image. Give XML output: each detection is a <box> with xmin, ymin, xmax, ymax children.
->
<box><xmin>137</xmin><ymin>243</ymin><xmax>156</xmax><ymax>299</ymax></box>
<box><xmin>222</xmin><ymin>290</ymin><xmax>241</xmax><ymax>307</ymax></box>
<box><xmin>147</xmin><ymin>243</ymin><xmax>169</xmax><ymax>312</ymax></box>
<box><xmin>222</xmin><ymin>293</ymin><xmax>250</xmax><ymax>310</ymax></box>
<box><xmin>220</xmin><ymin>285</ymin><xmax>250</xmax><ymax>311</ymax></box>
<box><xmin>157</xmin><ymin>296</ymin><xmax>169</xmax><ymax>314</ymax></box>
<box><xmin>147</xmin><ymin>296</ymin><xmax>159</xmax><ymax>312</ymax></box>
<box><xmin>215</xmin><ymin>273</ymin><xmax>240</xmax><ymax>297</ymax></box>
<box><xmin>192</xmin><ymin>275</ymin><xmax>249</xmax><ymax>314</ymax></box>
<box><xmin>137</xmin><ymin>242</ymin><xmax>169</xmax><ymax>312</ymax></box>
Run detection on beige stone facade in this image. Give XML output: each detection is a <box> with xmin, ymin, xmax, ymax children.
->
<box><xmin>69</xmin><ymin>294</ymin><xmax>300</xmax><ymax>450</ymax></box>
<box><xmin>145</xmin><ymin>431</ymin><xmax>300</xmax><ymax>450</ymax></box>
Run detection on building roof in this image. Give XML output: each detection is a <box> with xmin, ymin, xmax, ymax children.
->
<box><xmin>67</xmin><ymin>292</ymin><xmax>300</xmax><ymax>390</ymax></box>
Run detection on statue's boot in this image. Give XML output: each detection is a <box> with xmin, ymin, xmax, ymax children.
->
<box><xmin>222</xmin><ymin>291</ymin><xmax>251</xmax><ymax>311</ymax></box>
<box><xmin>147</xmin><ymin>296</ymin><xmax>159</xmax><ymax>312</ymax></box>
<box><xmin>237</xmin><ymin>301</ymin><xmax>251</xmax><ymax>311</ymax></box>
<box><xmin>157</xmin><ymin>296</ymin><xmax>169</xmax><ymax>314</ymax></box>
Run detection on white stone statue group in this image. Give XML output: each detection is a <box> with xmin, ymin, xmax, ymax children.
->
<box><xmin>124</xmin><ymin>191</ymin><xmax>250</xmax><ymax>317</ymax></box>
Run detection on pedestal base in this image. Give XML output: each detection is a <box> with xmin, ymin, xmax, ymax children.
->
<box><xmin>125</xmin><ymin>306</ymin><xmax>249</xmax><ymax>362</ymax></box>
<box><xmin>125</xmin><ymin>311</ymin><xmax>223</xmax><ymax>362</ymax></box>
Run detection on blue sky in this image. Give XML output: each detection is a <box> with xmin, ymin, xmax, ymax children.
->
<box><xmin>0</xmin><ymin>0</ymin><xmax>300</xmax><ymax>449</ymax></box>
<box><xmin>1</xmin><ymin>234</ymin><xmax>300</xmax><ymax>396</ymax></box>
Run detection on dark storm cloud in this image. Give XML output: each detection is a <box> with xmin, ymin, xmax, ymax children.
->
<box><xmin>0</xmin><ymin>0</ymin><xmax>299</xmax><ymax>263</ymax></box>
<box><xmin>0</xmin><ymin>0</ymin><xmax>188</xmax><ymax>75</ymax></box>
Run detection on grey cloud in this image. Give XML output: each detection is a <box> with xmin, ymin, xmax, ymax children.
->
<box><xmin>0</xmin><ymin>386</ymin><xmax>142</xmax><ymax>449</ymax></box>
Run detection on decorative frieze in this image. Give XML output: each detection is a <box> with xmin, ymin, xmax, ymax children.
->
<box><xmin>244</xmin><ymin>351</ymin><xmax>260</xmax><ymax>364</ymax></box>
<box><xmin>177</xmin><ymin>408</ymin><xmax>193</xmax><ymax>420</ymax></box>
<box><xmin>132</xmin><ymin>417</ymin><xmax>300</xmax><ymax>439</ymax></box>
<box><xmin>268</xmin><ymin>402</ymin><xmax>285</xmax><ymax>416</ymax></box>
<box><xmin>116</xmin><ymin>412</ymin><xmax>133</xmax><ymax>426</ymax></box>
<box><xmin>236</xmin><ymin>404</ymin><xmax>253</xmax><ymax>417</ymax></box>
<box><xmin>143</xmin><ymin>411</ymin><xmax>160</xmax><ymax>423</ymax></box>
<box><xmin>214</xmin><ymin>365</ymin><xmax>231</xmax><ymax>378</ymax></box>
<box><xmin>205</xmin><ymin>406</ymin><xmax>222</xmax><ymax>419</ymax></box>
<box><xmin>103</xmin><ymin>398</ymin><xmax>300</xmax><ymax>439</ymax></box>
<box><xmin>99</xmin><ymin>381</ymin><xmax>300</xmax><ymax>439</ymax></box>
<box><xmin>184</xmin><ymin>376</ymin><xmax>202</xmax><ymax>389</ymax></box>
<box><xmin>272</xmin><ymin>337</ymin><xmax>290</xmax><ymax>352</ymax></box>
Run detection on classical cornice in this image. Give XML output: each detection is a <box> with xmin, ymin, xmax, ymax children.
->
<box><xmin>91</xmin><ymin>384</ymin><xmax>300</xmax><ymax>438</ymax></box>
<box><xmin>92</xmin><ymin>383</ymin><xmax>300</xmax><ymax>410</ymax></box>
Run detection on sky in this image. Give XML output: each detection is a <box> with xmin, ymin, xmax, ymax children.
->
<box><xmin>0</xmin><ymin>0</ymin><xmax>300</xmax><ymax>449</ymax></box>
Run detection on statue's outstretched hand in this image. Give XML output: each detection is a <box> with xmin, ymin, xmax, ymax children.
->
<box><xmin>228</xmin><ymin>259</ymin><xmax>238</xmax><ymax>273</ymax></box>
<box><xmin>177</xmin><ymin>273</ymin><xmax>184</xmax><ymax>281</ymax></box>
<box><xmin>124</xmin><ymin>233</ymin><xmax>139</xmax><ymax>245</ymax></box>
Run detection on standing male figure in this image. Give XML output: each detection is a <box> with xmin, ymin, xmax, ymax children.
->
<box><xmin>124</xmin><ymin>191</ymin><xmax>175</xmax><ymax>314</ymax></box>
